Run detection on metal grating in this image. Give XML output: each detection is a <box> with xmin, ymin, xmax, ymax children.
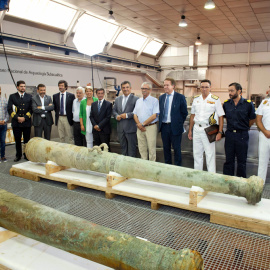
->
<box><xmin>0</xmin><ymin>172</ymin><xmax>269</xmax><ymax>270</ymax></box>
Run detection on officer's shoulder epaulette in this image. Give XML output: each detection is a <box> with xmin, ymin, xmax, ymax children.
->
<box><xmin>211</xmin><ymin>94</ymin><xmax>219</xmax><ymax>100</ymax></box>
<box><xmin>224</xmin><ymin>99</ymin><xmax>229</xmax><ymax>103</ymax></box>
<box><xmin>246</xmin><ymin>99</ymin><xmax>251</xmax><ymax>103</ymax></box>
<box><xmin>194</xmin><ymin>95</ymin><xmax>200</xmax><ymax>98</ymax></box>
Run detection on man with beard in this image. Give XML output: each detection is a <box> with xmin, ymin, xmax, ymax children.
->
<box><xmin>7</xmin><ymin>80</ymin><xmax>32</xmax><ymax>161</ymax></box>
<box><xmin>223</xmin><ymin>82</ymin><xmax>256</xmax><ymax>178</ymax></box>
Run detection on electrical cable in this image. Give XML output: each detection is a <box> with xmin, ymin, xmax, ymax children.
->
<box><xmin>94</xmin><ymin>56</ymin><xmax>103</xmax><ymax>87</ymax></box>
<box><xmin>0</xmin><ymin>25</ymin><xmax>16</xmax><ymax>89</ymax></box>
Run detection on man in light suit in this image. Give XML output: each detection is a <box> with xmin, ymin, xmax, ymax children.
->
<box><xmin>159</xmin><ymin>78</ymin><xmax>188</xmax><ymax>166</ymax></box>
<box><xmin>112</xmin><ymin>81</ymin><xmax>139</xmax><ymax>157</ymax></box>
<box><xmin>32</xmin><ymin>84</ymin><xmax>54</xmax><ymax>140</ymax></box>
<box><xmin>90</xmin><ymin>88</ymin><xmax>112</xmax><ymax>151</ymax></box>
<box><xmin>53</xmin><ymin>80</ymin><xmax>75</xmax><ymax>144</ymax></box>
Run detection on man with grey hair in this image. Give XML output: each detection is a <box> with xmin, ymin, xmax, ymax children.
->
<box><xmin>112</xmin><ymin>81</ymin><xmax>139</xmax><ymax>157</ymax></box>
<box><xmin>133</xmin><ymin>82</ymin><xmax>159</xmax><ymax>161</ymax></box>
<box><xmin>72</xmin><ymin>86</ymin><xmax>85</xmax><ymax>146</ymax></box>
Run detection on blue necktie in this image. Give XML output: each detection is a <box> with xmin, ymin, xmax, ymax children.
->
<box><xmin>98</xmin><ymin>101</ymin><xmax>101</xmax><ymax>113</ymax></box>
<box><xmin>163</xmin><ymin>94</ymin><xmax>171</xmax><ymax>122</ymax></box>
<box><xmin>60</xmin><ymin>94</ymin><xmax>64</xmax><ymax>115</ymax></box>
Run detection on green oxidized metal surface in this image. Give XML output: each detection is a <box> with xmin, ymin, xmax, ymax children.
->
<box><xmin>0</xmin><ymin>189</ymin><xmax>203</xmax><ymax>270</ymax></box>
<box><xmin>25</xmin><ymin>138</ymin><xmax>264</xmax><ymax>204</ymax></box>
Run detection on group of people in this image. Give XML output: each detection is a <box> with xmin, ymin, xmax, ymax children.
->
<box><xmin>0</xmin><ymin>78</ymin><xmax>269</xmax><ymax>183</ymax></box>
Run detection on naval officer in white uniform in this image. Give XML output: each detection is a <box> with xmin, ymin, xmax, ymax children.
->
<box><xmin>188</xmin><ymin>79</ymin><xmax>225</xmax><ymax>173</ymax></box>
<box><xmin>256</xmin><ymin>96</ymin><xmax>270</xmax><ymax>183</ymax></box>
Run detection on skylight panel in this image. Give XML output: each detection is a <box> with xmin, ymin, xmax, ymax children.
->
<box><xmin>114</xmin><ymin>30</ymin><xmax>147</xmax><ymax>51</ymax></box>
<box><xmin>143</xmin><ymin>40</ymin><xmax>163</xmax><ymax>55</ymax></box>
<box><xmin>8</xmin><ymin>0</ymin><xmax>76</xmax><ymax>30</ymax></box>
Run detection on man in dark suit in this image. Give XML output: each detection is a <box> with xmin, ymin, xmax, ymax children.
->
<box><xmin>32</xmin><ymin>84</ymin><xmax>54</xmax><ymax>140</ymax></box>
<box><xmin>159</xmin><ymin>78</ymin><xmax>188</xmax><ymax>166</ymax></box>
<box><xmin>53</xmin><ymin>80</ymin><xmax>75</xmax><ymax>144</ymax></box>
<box><xmin>112</xmin><ymin>81</ymin><xmax>138</xmax><ymax>157</ymax></box>
<box><xmin>90</xmin><ymin>88</ymin><xmax>112</xmax><ymax>151</ymax></box>
<box><xmin>7</xmin><ymin>80</ymin><xmax>32</xmax><ymax>161</ymax></box>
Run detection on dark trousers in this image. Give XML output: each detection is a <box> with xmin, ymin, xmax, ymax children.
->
<box><xmin>73</xmin><ymin>122</ymin><xmax>86</xmax><ymax>146</ymax></box>
<box><xmin>93</xmin><ymin>130</ymin><xmax>110</xmax><ymax>151</ymax></box>
<box><xmin>118</xmin><ymin>131</ymin><xmax>137</xmax><ymax>157</ymax></box>
<box><xmin>0</xmin><ymin>124</ymin><xmax>7</xmax><ymax>158</ymax></box>
<box><xmin>161</xmin><ymin>123</ymin><xmax>182</xmax><ymax>166</ymax></box>
<box><xmin>223</xmin><ymin>130</ymin><xmax>249</xmax><ymax>178</ymax></box>
<box><xmin>13</xmin><ymin>126</ymin><xmax>31</xmax><ymax>158</ymax></box>
<box><xmin>34</xmin><ymin>118</ymin><xmax>52</xmax><ymax>140</ymax></box>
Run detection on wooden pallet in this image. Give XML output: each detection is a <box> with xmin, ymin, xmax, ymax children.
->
<box><xmin>10</xmin><ymin>162</ymin><xmax>270</xmax><ymax>236</ymax></box>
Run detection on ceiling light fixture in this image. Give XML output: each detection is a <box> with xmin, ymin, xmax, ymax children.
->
<box><xmin>179</xmin><ymin>15</ymin><xmax>187</xmax><ymax>27</ymax></box>
<box><xmin>204</xmin><ymin>0</ymin><xmax>215</xmax><ymax>9</ymax></box>
<box><xmin>108</xmin><ymin>10</ymin><xmax>115</xmax><ymax>22</ymax></box>
<box><xmin>195</xmin><ymin>36</ymin><xmax>202</xmax><ymax>46</ymax></box>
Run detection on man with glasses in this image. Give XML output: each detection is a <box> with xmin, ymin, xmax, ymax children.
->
<box><xmin>188</xmin><ymin>79</ymin><xmax>224</xmax><ymax>173</ymax></box>
<box><xmin>133</xmin><ymin>82</ymin><xmax>159</xmax><ymax>161</ymax></box>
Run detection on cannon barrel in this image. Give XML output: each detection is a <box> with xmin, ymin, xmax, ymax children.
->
<box><xmin>0</xmin><ymin>189</ymin><xmax>203</xmax><ymax>269</ymax></box>
<box><xmin>25</xmin><ymin>138</ymin><xmax>264</xmax><ymax>204</ymax></box>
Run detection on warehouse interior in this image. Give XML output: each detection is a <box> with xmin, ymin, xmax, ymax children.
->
<box><xmin>0</xmin><ymin>0</ymin><xmax>270</xmax><ymax>269</ymax></box>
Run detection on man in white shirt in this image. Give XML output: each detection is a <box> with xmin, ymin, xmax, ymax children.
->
<box><xmin>32</xmin><ymin>84</ymin><xmax>54</xmax><ymax>140</ymax></box>
<box><xmin>188</xmin><ymin>79</ymin><xmax>224</xmax><ymax>173</ymax></box>
<box><xmin>133</xmin><ymin>82</ymin><xmax>159</xmax><ymax>161</ymax></box>
<box><xmin>256</xmin><ymin>96</ymin><xmax>270</xmax><ymax>183</ymax></box>
<box><xmin>72</xmin><ymin>87</ymin><xmax>85</xmax><ymax>146</ymax></box>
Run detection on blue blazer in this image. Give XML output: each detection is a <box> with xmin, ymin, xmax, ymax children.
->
<box><xmin>158</xmin><ymin>92</ymin><xmax>188</xmax><ymax>135</ymax></box>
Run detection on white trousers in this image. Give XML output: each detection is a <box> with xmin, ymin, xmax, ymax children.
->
<box><xmin>258</xmin><ymin>132</ymin><xmax>269</xmax><ymax>183</ymax></box>
<box><xmin>85</xmin><ymin>132</ymin><xmax>93</xmax><ymax>148</ymax></box>
<box><xmin>193</xmin><ymin>125</ymin><xmax>216</xmax><ymax>173</ymax></box>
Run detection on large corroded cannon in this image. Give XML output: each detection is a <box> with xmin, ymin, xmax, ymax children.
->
<box><xmin>25</xmin><ymin>138</ymin><xmax>264</xmax><ymax>204</ymax></box>
<box><xmin>0</xmin><ymin>189</ymin><xmax>203</xmax><ymax>269</ymax></box>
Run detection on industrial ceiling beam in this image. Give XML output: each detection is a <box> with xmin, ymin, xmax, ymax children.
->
<box><xmin>104</xmin><ymin>25</ymin><xmax>126</xmax><ymax>54</ymax></box>
<box><xmin>63</xmin><ymin>9</ymin><xmax>85</xmax><ymax>45</ymax></box>
<box><xmin>135</xmin><ymin>37</ymin><xmax>153</xmax><ymax>60</ymax></box>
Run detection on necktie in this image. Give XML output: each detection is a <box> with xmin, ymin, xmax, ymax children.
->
<box><xmin>122</xmin><ymin>96</ymin><xmax>127</xmax><ymax>111</ymax></box>
<box><xmin>98</xmin><ymin>101</ymin><xmax>101</xmax><ymax>113</ymax></box>
<box><xmin>163</xmin><ymin>94</ymin><xmax>171</xmax><ymax>122</ymax></box>
<box><xmin>60</xmin><ymin>94</ymin><xmax>64</xmax><ymax>115</ymax></box>
<box><xmin>20</xmin><ymin>95</ymin><xmax>23</xmax><ymax>100</ymax></box>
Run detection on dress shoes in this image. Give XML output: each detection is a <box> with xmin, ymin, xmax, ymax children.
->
<box><xmin>14</xmin><ymin>157</ymin><xmax>21</xmax><ymax>162</ymax></box>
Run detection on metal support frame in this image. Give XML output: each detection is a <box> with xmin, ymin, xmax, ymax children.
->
<box><xmin>104</xmin><ymin>25</ymin><xmax>126</xmax><ymax>54</ymax></box>
<box><xmin>63</xmin><ymin>10</ymin><xmax>85</xmax><ymax>45</ymax></box>
<box><xmin>135</xmin><ymin>37</ymin><xmax>153</xmax><ymax>60</ymax></box>
<box><xmin>0</xmin><ymin>10</ymin><xmax>7</xmax><ymax>25</ymax></box>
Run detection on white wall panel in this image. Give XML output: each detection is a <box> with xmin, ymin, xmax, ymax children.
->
<box><xmin>159</xmin><ymin>56</ymin><xmax>189</xmax><ymax>66</ymax></box>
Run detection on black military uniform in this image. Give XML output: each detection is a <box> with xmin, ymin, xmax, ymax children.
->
<box><xmin>7</xmin><ymin>92</ymin><xmax>32</xmax><ymax>160</ymax></box>
<box><xmin>223</xmin><ymin>97</ymin><xmax>256</xmax><ymax>177</ymax></box>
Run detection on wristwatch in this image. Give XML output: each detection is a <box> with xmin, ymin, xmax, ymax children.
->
<box><xmin>218</xmin><ymin>131</ymin><xmax>223</xmax><ymax>134</ymax></box>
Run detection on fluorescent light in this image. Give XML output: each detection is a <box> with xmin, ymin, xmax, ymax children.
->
<box><xmin>204</xmin><ymin>0</ymin><xmax>215</xmax><ymax>9</ymax></box>
<box><xmin>114</xmin><ymin>30</ymin><xmax>148</xmax><ymax>51</ymax></box>
<box><xmin>108</xmin><ymin>10</ymin><xmax>115</xmax><ymax>22</ymax></box>
<box><xmin>179</xmin><ymin>15</ymin><xmax>187</xmax><ymax>27</ymax></box>
<box><xmin>195</xmin><ymin>36</ymin><xmax>202</xmax><ymax>46</ymax></box>
<box><xmin>8</xmin><ymin>0</ymin><xmax>76</xmax><ymax>30</ymax></box>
